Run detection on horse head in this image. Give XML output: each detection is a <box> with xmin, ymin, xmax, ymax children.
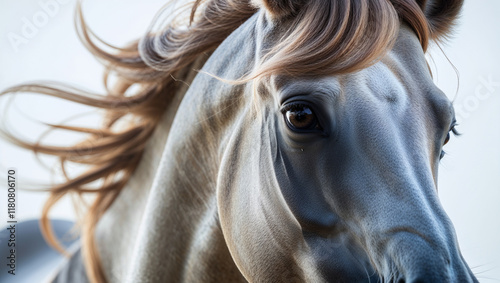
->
<box><xmin>204</xmin><ymin>0</ymin><xmax>477</xmax><ymax>282</ymax></box>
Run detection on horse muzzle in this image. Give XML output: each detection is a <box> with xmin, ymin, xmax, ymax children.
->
<box><xmin>374</xmin><ymin>230</ymin><xmax>478</xmax><ymax>283</ymax></box>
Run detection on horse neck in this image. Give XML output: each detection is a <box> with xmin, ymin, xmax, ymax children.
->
<box><xmin>96</xmin><ymin>11</ymin><xmax>261</xmax><ymax>280</ymax></box>
<box><xmin>95</xmin><ymin>54</ymin><xmax>245</xmax><ymax>282</ymax></box>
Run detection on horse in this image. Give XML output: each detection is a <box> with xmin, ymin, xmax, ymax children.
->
<box><xmin>0</xmin><ymin>0</ymin><xmax>477</xmax><ymax>282</ymax></box>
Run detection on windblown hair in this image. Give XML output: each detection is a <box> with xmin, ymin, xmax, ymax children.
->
<box><xmin>0</xmin><ymin>0</ymin><xmax>462</xmax><ymax>282</ymax></box>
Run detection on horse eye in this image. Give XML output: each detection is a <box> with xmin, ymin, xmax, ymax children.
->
<box><xmin>283</xmin><ymin>104</ymin><xmax>318</xmax><ymax>131</ymax></box>
<box><xmin>441</xmin><ymin>126</ymin><xmax>459</xmax><ymax>160</ymax></box>
<box><xmin>444</xmin><ymin>133</ymin><xmax>451</xmax><ymax>145</ymax></box>
<box><xmin>444</xmin><ymin>126</ymin><xmax>459</xmax><ymax>146</ymax></box>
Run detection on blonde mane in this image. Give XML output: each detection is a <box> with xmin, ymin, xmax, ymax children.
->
<box><xmin>0</xmin><ymin>0</ymin><xmax>462</xmax><ymax>282</ymax></box>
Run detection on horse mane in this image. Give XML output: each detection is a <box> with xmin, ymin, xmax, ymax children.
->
<box><xmin>0</xmin><ymin>0</ymin><xmax>462</xmax><ymax>282</ymax></box>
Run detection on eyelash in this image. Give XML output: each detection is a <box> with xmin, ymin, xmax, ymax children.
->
<box><xmin>450</xmin><ymin>126</ymin><xmax>461</xmax><ymax>136</ymax></box>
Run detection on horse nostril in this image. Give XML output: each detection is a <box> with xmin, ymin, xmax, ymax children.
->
<box><xmin>397</xmin><ymin>279</ymin><xmax>405</xmax><ymax>283</ymax></box>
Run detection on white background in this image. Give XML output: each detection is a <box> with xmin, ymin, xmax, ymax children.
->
<box><xmin>0</xmin><ymin>0</ymin><xmax>499</xmax><ymax>281</ymax></box>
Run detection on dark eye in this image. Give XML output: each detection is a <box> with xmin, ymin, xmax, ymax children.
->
<box><xmin>440</xmin><ymin>125</ymin><xmax>460</xmax><ymax>159</ymax></box>
<box><xmin>444</xmin><ymin>133</ymin><xmax>451</xmax><ymax>145</ymax></box>
<box><xmin>282</xmin><ymin>103</ymin><xmax>319</xmax><ymax>131</ymax></box>
<box><xmin>444</xmin><ymin>126</ymin><xmax>460</xmax><ymax>145</ymax></box>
